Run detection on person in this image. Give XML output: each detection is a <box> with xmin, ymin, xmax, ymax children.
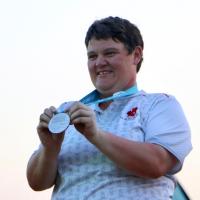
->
<box><xmin>26</xmin><ymin>16</ymin><xmax>192</xmax><ymax>200</ymax></box>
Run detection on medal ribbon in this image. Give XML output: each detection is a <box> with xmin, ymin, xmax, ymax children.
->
<box><xmin>57</xmin><ymin>84</ymin><xmax>138</xmax><ymax>113</ymax></box>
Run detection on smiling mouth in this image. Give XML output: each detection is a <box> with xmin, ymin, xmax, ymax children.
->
<box><xmin>97</xmin><ymin>71</ymin><xmax>113</xmax><ymax>76</ymax></box>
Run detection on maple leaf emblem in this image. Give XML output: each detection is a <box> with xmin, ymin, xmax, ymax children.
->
<box><xmin>127</xmin><ymin>107</ymin><xmax>138</xmax><ymax>117</ymax></box>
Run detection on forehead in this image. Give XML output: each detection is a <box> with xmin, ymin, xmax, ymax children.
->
<box><xmin>87</xmin><ymin>38</ymin><xmax>125</xmax><ymax>52</ymax></box>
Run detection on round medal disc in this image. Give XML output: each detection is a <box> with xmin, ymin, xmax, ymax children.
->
<box><xmin>48</xmin><ymin>113</ymin><xmax>70</xmax><ymax>134</ymax></box>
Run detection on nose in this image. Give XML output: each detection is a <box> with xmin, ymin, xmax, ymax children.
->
<box><xmin>95</xmin><ymin>55</ymin><xmax>107</xmax><ymax>67</ymax></box>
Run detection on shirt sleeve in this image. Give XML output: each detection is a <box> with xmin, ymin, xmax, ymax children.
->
<box><xmin>143</xmin><ymin>94</ymin><xmax>192</xmax><ymax>174</ymax></box>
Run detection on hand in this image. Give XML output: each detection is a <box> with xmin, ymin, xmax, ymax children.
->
<box><xmin>68</xmin><ymin>102</ymin><xmax>99</xmax><ymax>139</ymax></box>
<box><xmin>37</xmin><ymin>106</ymin><xmax>64</xmax><ymax>153</ymax></box>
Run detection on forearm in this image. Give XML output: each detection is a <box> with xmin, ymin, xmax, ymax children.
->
<box><xmin>89</xmin><ymin>131</ymin><xmax>177</xmax><ymax>178</ymax></box>
<box><xmin>26</xmin><ymin>146</ymin><xmax>59</xmax><ymax>191</ymax></box>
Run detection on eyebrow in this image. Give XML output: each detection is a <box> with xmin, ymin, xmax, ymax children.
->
<box><xmin>87</xmin><ymin>47</ymin><xmax>119</xmax><ymax>56</ymax></box>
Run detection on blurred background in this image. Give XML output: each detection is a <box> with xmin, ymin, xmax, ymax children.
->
<box><xmin>0</xmin><ymin>0</ymin><xmax>199</xmax><ymax>199</ymax></box>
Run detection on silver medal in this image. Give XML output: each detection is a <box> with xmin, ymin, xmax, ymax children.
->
<box><xmin>48</xmin><ymin>113</ymin><xmax>70</xmax><ymax>134</ymax></box>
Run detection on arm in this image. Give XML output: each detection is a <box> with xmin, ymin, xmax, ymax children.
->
<box><xmin>68</xmin><ymin>102</ymin><xmax>178</xmax><ymax>178</ymax></box>
<box><xmin>89</xmin><ymin>131</ymin><xmax>178</xmax><ymax>178</ymax></box>
<box><xmin>27</xmin><ymin>145</ymin><xmax>59</xmax><ymax>191</ymax></box>
<box><xmin>26</xmin><ymin>106</ymin><xmax>64</xmax><ymax>191</ymax></box>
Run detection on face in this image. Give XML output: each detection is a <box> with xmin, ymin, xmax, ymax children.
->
<box><xmin>87</xmin><ymin>38</ymin><xmax>140</xmax><ymax>97</ymax></box>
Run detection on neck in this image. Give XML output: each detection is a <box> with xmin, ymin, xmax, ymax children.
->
<box><xmin>99</xmin><ymin>83</ymin><xmax>137</xmax><ymax>99</ymax></box>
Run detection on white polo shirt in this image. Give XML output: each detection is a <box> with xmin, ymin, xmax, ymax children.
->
<box><xmin>51</xmin><ymin>90</ymin><xmax>192</xmax><ymax>200</ymax></box>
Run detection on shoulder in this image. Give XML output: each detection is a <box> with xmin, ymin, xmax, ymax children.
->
<box><xmin>132</xmin><ymin>91</ymin><xmax>188</xmax><ymax>128</ymax></box>
<box><xmin>137</xmin><ymin>90</ymin><xmax>176</xmax><ymax>102</ymax></box>
<box><xmin>134</xmin><ymin>90</ymin><xmax>180</xmax><ymax>111</ymax></box>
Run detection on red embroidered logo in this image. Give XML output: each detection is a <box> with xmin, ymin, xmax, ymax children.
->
<box><xmin>127</xmin><ymin>107</ymin><xmax>138</xmax><ymax>117</ymax></box>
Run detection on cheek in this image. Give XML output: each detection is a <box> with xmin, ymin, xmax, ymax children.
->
<box><xmin>87</xmin><ymin>62</ymin><xmax>96</xmax><ymax>81</ymax></box>
<box><xmin>110</xmin><ymin>55</ymin><xmax>126</xmax><ymax>69</ymax></box>
<box><xmin>87</xmin><ymin>61</ymin><xmax>94</xmax><ymax>72</ymax></box>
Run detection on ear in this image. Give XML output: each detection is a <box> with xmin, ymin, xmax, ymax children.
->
<box><xmin>132</xmin><ymin>46</ymin><xmax>143</xmax><ymax>65</ymax></box>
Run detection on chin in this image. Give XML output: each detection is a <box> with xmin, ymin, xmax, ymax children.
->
<box><xmin>97</xmin><ymin>87</ymin><xmax>116</xmax><ymax>97</ymax></box>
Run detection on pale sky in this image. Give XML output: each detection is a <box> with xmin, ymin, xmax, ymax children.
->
<box><xmin>0</xmin><ymin>0</ymin><xmax>200</xmax><ymax>199</ymax></box>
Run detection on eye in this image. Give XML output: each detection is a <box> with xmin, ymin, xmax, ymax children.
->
<box><xmin>88</xmin><ymin>54</ymin><xmax>97</xmax><ymax>60</ymax></box>
<box><xmin>105</xmin><ymin>51</ymin><xmax>117</xmax><ymax>57</ymax></box>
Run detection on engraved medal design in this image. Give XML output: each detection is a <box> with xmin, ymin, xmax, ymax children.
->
<box><xmin>48</xmin><ymin>113</ymin><xmax>70</xmax><ymax>134</ymax></box>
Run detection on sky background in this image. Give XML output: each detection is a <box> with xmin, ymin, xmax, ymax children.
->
<box><xmin>0</xmin><ymin>0</ymin><xmax>200</xmax><ymax>199</ymax></box>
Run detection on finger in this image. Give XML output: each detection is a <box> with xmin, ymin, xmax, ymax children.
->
<box><xmin>39</xmin><ymin>113</ymin><xmax>51</xmax><ymax>123</ymax></box>
<box><xmin>72</xmin><ymin>116</ymin><xmax>93</xmax><ymax>125</ymax></box>
<box><xmin>70</xmin><ymin>109</ymin><xmax>91</xmax><ymax>122</ymax></box>
<box><xmin>68</xmin><ymin>102</ymin><xmax>89</xmax><ymax>115</ymax></box>
<box><xmin>37</xmin><ymin>121</ymin><xmax>49</xmax><ymax>131</ymax></box>
<box><xmin>49</xmin><ymin>106</ymin><xmax>57</xmax><ymax>114</ymax></box>
<box><xmin>44</xmin><ymin>107</ymin><xmax>55</xmax><ymax>118</ymax></box>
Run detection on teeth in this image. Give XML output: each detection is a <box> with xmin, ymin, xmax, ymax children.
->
<box><xmin>98</xmin><ymin>71</ymin><xmax>111</xmax><ymax>75</ymax></box>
